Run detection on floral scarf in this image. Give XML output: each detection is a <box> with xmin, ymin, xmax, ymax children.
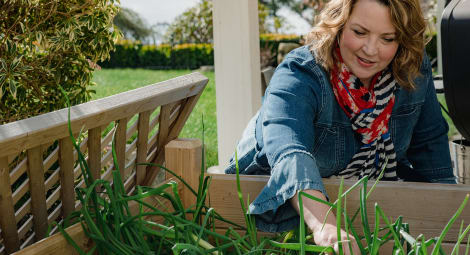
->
<box><xmin>330</xmin><ymin>47</ymin><xmax>398</xmax><ymax>180</ymax></box>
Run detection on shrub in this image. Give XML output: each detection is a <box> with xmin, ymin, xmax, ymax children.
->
<box><xmin>100</xmin><ymin>34</ymin><xmax>300</xmax><ymax>69</ymax></box>
<box><xmin>0</xmin><ymin>0</ymin><xmax>120</xmax><ymax>124</ymax></box>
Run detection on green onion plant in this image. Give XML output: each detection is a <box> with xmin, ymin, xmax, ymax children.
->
<box><xmin>56</xmin><ymin>89</ymin><xmax>470</xmax><ymax>254</ymax></box>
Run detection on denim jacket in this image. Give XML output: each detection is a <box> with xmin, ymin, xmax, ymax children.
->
<box><xmin>224</xmin><ymin>45</ymin><xmax>455</xmax><ymax>233</ymax></box>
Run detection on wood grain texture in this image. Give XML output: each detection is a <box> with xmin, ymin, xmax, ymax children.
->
<box><xmin>59</xmin><ymin>137</ymin><xmax>75</xmax><ymax>218</ymax></box>
<box><xmin>10</xmin><ymin>158</ymin><xmax>27</xmax><ymax>185</ymax></box>
<box><xmin>87</xmin><ymin>126</ymin><xmax>102</xmax><ymax>182</ymax></box>
<box><xmin>205</xmin><ymin>173</ymin><xmax>470</xmax><ymax>243</ymax></box>
<box><xmin>0</xmin><ymin>156</ymin><xmax>21</xmax><ymax>253</ymax></box>
<box><xmin>143</xmin><ymin>92</ymin><xmax>203</xmax><ymax>187</ymax></box>
<box><xmin>165</xmin><ymin>139</ymin><xmax>203</xmax><ymax>209</ymax></box>
<box><xmin>12</xmin><ymin>196</ymin><xmax>162</xmax><ymax>255</ymax></box>
<box><xmin>0</xmin><ymin>72</ymin><xmax>209</xmax><ymax>158</ymax></box>
<box><xmin>115</xmin><ymin>118</ymin><xmax>128</xmax><ymax>180</ymax></box>
<box><xmin>26</xmin><ymin>146</ymin><xmax>48</xmax><ymax>241</ymax></box>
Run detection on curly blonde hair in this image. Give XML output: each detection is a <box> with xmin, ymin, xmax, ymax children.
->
<box><xmin>306</xmin><ymin>0</ymin><xmax>427</xmax><ymax>90</ymax></box>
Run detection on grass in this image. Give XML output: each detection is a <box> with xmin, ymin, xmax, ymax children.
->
<box><xmin>91</xmin><ymin>69</ymin><xmax>459</xmax><ymax>169</ymax></box>
<box><xmin>92</xmin><ymin>69</ymin><xmax>218</xmax><ymax>167</ymax></box>
<box><xmin>438</xmin><ymin>94</ymin><xmax>459</xmax><ymax>138</ymax></box>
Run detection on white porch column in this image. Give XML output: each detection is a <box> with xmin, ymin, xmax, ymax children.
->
<box><xmin>213</xmin><ymin>0</ymin><xmax>262</xmax><ymax>167</ymax></box>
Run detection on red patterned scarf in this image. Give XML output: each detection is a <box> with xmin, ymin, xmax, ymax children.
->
<box><xmin>330</xmin><ymin>47</ymin><xmax>398</xmax><ymax>180</ymax></box>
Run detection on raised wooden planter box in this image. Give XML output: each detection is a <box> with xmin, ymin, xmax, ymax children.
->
<box><xmin>12</xmin><ymin>138</ymin><xmax>470</xmax><ymax>254</ymax></box>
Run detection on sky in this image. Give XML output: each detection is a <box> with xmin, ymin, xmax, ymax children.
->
<box><xmin>118</xmin><ymin>0</ymin><xmax>312</xmax><ymax>35</ymax></box>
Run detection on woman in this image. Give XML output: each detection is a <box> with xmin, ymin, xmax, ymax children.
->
<box><xmin>225</xmin><ymin>0</ymin><xmax>455</xmax><ymax>253</ymax></box>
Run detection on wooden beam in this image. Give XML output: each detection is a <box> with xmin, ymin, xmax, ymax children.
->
<box><xmin>143</xmin><ymin>92</ymin><xmax>203</xmax><ymax>187</ymax></box>
<box><xmin>26</xmin><ymin>146</ymin><xmax>49</xmax><ymax>240</ymax></box>
<box><xmin>12</xmin><ymin>194</ymin><xmax>164</xmax><ymax>255</ymax></box>
<box><xmin>136</xmin><ymin>110</ymin><xmax>151</xmax><ymax>185</ymax></box>
<box><xmin>0</xmin><ymin>73</ymin><xmax>208</xmax><ymax>158</ymax></box>
<box><xmin>205</xmin><ymin>173</ymin><xmax>470</xmax><ymax>243</ymax></box>
<box><xmin>87</xmin><ymin>126</ymin><xmax>102</xmax><ymax>182</ymax></box>
<box><xmin>0</xmin><ymin>156</ymin><xmax>20</xmax><ymax>253</ymax></box>
<box><xmin>164</xmin><ymin>139</ymin><xmax>202</xmax><ymax>209</ymax></box>
<box><xmin>115</xmin><ymin>118</ymin><xmax>128</xmax><ymax>179</ymax></box>
<box><xmin>59</xmin><ymin>137</ymin><xmax>76</xmax><ymax>218</ymax></box>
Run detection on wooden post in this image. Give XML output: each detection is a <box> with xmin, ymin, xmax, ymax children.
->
<box><xmin>0</xmin><ymin>156</ymin><xmax>20</xmax><ymax>253</ymax></box>
<box><xmin>115</xmin><ymin>118</ymin><xmax>128</xmax><ymax>180</ymax></box>
<box><xmin>213</xmin><ymin>0</ymin><xmax>262</xmax><ymax>167</ymax></box>
<box><xmin>164</xmin><ymin>139</ymin><xmax>202</xmax><ymax>209</ymax></box>
<box><xmin>136</xmin><ymin>110</ymin><xmax>151</xmax><ymax>185</ymax></box>
<box><xmin>87</xmin><ymin>126</ymin><xmax>102</xmax><ymax>181</ymax></box>
<box><xmin>59</xmin><ymin>137</ymin><xmax>76</xmax><ymax>218</ymax></box>
<box><xmin>26</xmin><ymin>146</ymin><xmax>48</xmax><ymax>240</ymax></box>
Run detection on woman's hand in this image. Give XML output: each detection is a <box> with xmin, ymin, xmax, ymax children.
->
<box><xmin>313</xmin><ymin>223</ymin><xmax>360</xmax><ymax>255</ymax></box>
<box><xmin>290</xmin><ymin>189</ymin><xmax>360</xmax><ymax>255</ymax></box>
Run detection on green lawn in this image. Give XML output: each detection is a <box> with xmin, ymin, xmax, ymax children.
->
<box><xmin>438</xmin><ymin>94</ymin><xmax>458</xmax><ymax>138</ymax></box>
<box><xmin>92</xmin><ymin>69</ymin><xmax>219</xmax><ymax>167</ymax></box>
<box><xmin>91</xmin><ymin>69</ymin><xmax>457</xmax><ymax>168</ymax></box>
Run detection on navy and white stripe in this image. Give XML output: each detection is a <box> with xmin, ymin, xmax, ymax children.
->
<box><xmin>337</xmin><ymin>69</ymin><xmax>399</xmax><ymax>180</ymax></box>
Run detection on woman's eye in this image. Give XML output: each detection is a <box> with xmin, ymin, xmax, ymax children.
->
<box><xmin>383</xmin><ymin>38</ymin><xmax>395</xmax><ymax>42</ymax></box>
<box><xmin>353</xmin><ymin>29</ymin><xmax>365</xmax><ymax>36</ymax></box>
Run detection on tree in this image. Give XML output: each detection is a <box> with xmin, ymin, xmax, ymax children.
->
<box><xmin>0</xmin><ymin>0</ymin><xmax>120</xmax><ymax>123</ymax></box>
<box><xmin>259</xmin><ymin>0</ymin><xmax>328</xmax><ymax>25</ymax></box>
<box><xmin>165</xmin><ymin>0</ymin><xmax>213</xmax><ymax>44</ymax></box>
<box><xmin>164</xmin><ymin>0</ymin><xmax>280</xmax><ymax>44</ymax></box>
<box><xmin>114</xmin><ymin>7</ymin><xmax>152</xmax><ymax>42</ymax></box>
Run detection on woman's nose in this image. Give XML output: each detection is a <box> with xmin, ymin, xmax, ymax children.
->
<box><xmin>362</xmin><ymin>38</ymin><xmax>378</xmax><ymax>56</ymax></box>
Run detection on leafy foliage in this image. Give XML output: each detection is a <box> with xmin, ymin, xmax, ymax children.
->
<box><xmin>100</xmin><ymin>35</ymin><xmax>302</xmax><ymax>69</ymax></box>
<box><xmin>260</xmin><ymin>0</ymin><xmax>328</xmax><ymax>25</ymax></box>
<box><xmin>164</xmin><ymin>0</ymin><xmax>213</xmax><ymax>44</ymax></box>
<box><xmin>164</xmin><ymin>0</ymin><xmax>287</xmax><ymax>44</ymax></box>
<box><xmin>99</xmin><ymin>41</ymin><xmax>214</xmax><ymax>69</ymax></box>
<box><xmin>0</xmin><ymin>0</ymin><xmax>120</xmax><ymax>123</ymax></box>
<box><xmin>113</xmin><ymin>7</ymin><xmax>151</xmax><ymax>42</ymax></box>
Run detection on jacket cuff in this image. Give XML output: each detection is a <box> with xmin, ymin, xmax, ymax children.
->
<box><xmin>248</xmin><ymin>150</ymin><xmax>327</xmax><ymax>232</ymax></box>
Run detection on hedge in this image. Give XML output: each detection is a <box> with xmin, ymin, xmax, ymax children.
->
<box><xmin>100</xmin><ymin>34</ymin><xmax>301</xmax><ymax>69</ymax></box>
<box><xmin>100</xmin><ymin>33</ymin><xmax>438</xmax><ymax>70</ymax></box>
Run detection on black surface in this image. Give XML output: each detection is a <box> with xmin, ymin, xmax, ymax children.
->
<box><xmin>441</xmin><ymin>0</ymin><xmax>470</xmax><ymax>140</ymax></box>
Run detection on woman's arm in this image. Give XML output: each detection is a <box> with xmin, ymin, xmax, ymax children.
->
<box><xmin>406</xmin><ymin>56</ymin><xmax>455</xmax><ymax>183</ymax></box>
<box><xmin>290</xmin><ymin>189</ymin><xmax>360</xmax><ymax>255</ymax></box>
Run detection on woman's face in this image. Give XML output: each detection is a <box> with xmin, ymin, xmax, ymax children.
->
<box><xmin>339</xmin><ymin>0</ymin><xmax>399</xmax><ymax>87</ymax></box>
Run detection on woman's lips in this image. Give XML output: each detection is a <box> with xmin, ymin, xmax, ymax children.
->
<box><xmin>357</xmin><ymin>56</ymin><xmax>375</xmax><ymax>68</ymax></box>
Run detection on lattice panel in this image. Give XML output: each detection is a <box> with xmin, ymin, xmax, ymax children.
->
<box><xmin>0</xmin><ymin>73</ymin><xmax>208</xmax><ymax>253</ymax></box>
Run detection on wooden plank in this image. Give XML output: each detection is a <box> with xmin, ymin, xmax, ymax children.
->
<box><xmin>0</xmin><ymin>73</ymin><xmax>208</xmax><ymax>158</ymax></box>
<box><xmin>13</xmin><ymin>222</ymin><xmax>89</xmax><ymax>255</ymax></box>
<box><xmin>136</xmin><ymin>111</ymin><xmax>151</xmax><ymax>185</ymax></box>
<box><xmin>43</xmin><ymin>146</ymin><xmax>59</xmax><ymax>172</ymax></box>
<box><xmin>15</xmin><ymin>199</ymin><xmax>31</xmax><ymax>223</ymax></box>
<box><xmin>10</xmin><ymin>157</ymin><xmax>27</xmax><ymax>184</ymax></box>
<box><xmin>115</xmin><ymin>118</ymin><xmax>127</xmax><ymax>179</ymax></box>
<box><xmin>143</xmin><ymin>92</ymin><xmax>203</xmax><ymax>186</ymax></box>
<box><xmin>26</xmin><ymin>146</ymin><xmax>49</xmax><ymax>240</ymax></box>
<box><xmin>165</xmin><ymin>139</ymin><xmax>203</xmax><ymax>209</ymax></box>
<box><xmin>87</xmin><ymin>126</ymin><xmax>101</xmax><ymax>181</ymax></box>
<box><xmin>125</xmin><ymin>116</ymin><xmax>138</xmax><ymax>141</ymax></box>
<box><xmin>44</xmin><ymin>169</ymin><xmax>59</xmax><ymax>191</ymax></box>
<box><xmin>12</xmin><ymin>195</ymin><xmax>163</xmax><ymax>255</ymax></box>
<box><xmin>59</xmin><ymin>137</ymin><xmax>75</xmax><ymax>218</ymax></box>
<box><xmin>0</xmin><ymin>156</ymin><xmax>21</xmax><ymax>253</ymax></box>
<box><xmin>12</xmin><ymin>180</ymin><xmax>29</xmax><ymax>204</ymax></box>
<box><xmin>17</xmin><ymin>216</ymin><xmax>33</xmax><ymax>242</ymax></box>
<box><xmin>101</xmin><ymin>124</ymin><xmax>115</xmax><ymax>151</ymax></box>
<box><xmin>206</xmin><ymin>173</ymin><xmax>470</xmax><ymax>243</ymax></box>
